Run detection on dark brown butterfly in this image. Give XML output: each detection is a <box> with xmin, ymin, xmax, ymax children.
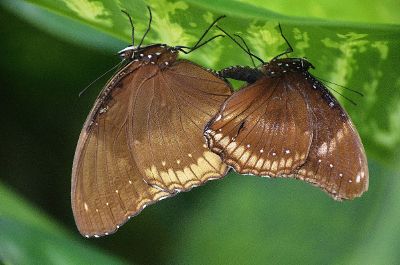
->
<box><xmin>71</xmin><ymin>8</ymin><xmax>232</xmax><ymax>237</ymax></box>
<box><xmin>204</xmin><ymin>25</ymin><xmax>368</xmax><ymax>200</ymax></box>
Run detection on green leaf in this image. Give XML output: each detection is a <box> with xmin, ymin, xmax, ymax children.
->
<box><xmin>166</xmin><ymin>161</ymin><xmax>400</xmax><ymax>265</ymax></box>
<box><xmin>2</xmin><ymin>1</ymin><xmax>399</xmax><ymax>264</ymax></box>
<box><xmin>9</xmin><ymin>0</ymin><xmax>399</xmax><ymax>168</ymax></box>
<box><xmin>0</xmin><ymin>183</ymin><xmax>128</xmax><ymax>265</ymax></box>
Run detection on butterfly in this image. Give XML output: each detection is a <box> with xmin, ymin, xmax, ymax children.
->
<box><xmin>71</xmin><ymin>8</ymin><xmax>232</xmax><ymax>237</ymax></box>
<box><xmin>204</xmin><ymin>25</ymin><xmax>368</xmax><ymax>200</ymax></box>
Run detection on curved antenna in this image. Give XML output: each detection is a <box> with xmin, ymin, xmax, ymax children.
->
<box><xmin>324</xmin><ymin>83</ymin><xmax>357</xmax><ymax>106</ymax></box>
<box><xmin>272</xmin><ymin>23</ymin><xmax>294</xmax><ymax>60</ymax></box>
<box><xmin>279</xmin><ymin>23</ymin><xmax>293</xmax><ymax>54</ymax></box>
<box><xmin>79</xmin><ymin>60</ymin><xmax>125</xmax><ymax>97</ymax></box>
<box><xmin>234</xmin><ymin>34</ymin><xmax>256</xmax><ymax>67</ymax></box>
<box><xmin>175</xmin><ymin>15</ymin><xmax>226</xmax><ymax>54</ymax></box>
<box><xmin>121</xmin><ymin>10</ymin><xmax>135</xmax><ymax>46</ymax></box>
<box><xmin>216</xmin><ymin>25</ymin><xmax>265</xmax><ymax>64</ymax></box>
<box><xmin>138</xmin><ymin>6</ymin><xmax>152</xmax><ymax>48</ymax></box>
<box><xmin>191</xmin><ymin>15</ymin><xmax>225</xmax><ymax>50</ymax></box>
<box><xmin>176</xmin><ymin>35</ymin><xmax>225</xmax><ymax>54</ymax></box>
<box><xmin>315</xmin><ymin>76</ymin><xmax>364</xmax><ymax>96</ymax></box>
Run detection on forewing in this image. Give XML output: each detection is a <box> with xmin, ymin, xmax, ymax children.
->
<box><xmin>205</xmin><ymin>76</ymin><xmax>313</xmax><ymax>176</ymax></box>
<box><xmin>71</xmin><ymin>63</ymin><xmax>171</xmax><ymax>237</ymax></box>
<box><xmin>130</xmin><ymin>60</ymin><xmax>232</xmax><ymax>192</ymax></box>
<box><xmin>294</xmin><ymin>74</ymin><xmax>368</xmax><ymax>200</ymax></box>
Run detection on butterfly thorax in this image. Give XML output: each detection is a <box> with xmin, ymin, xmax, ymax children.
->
<box><xmin>260</xmin><ymin>58</ymin><xmax>315</xmax><ymax>77</ymax></box>
<box><xmin>118</xmin><ymin>44</ymin><xmax>179</xmax><ymax>68</ymax></box>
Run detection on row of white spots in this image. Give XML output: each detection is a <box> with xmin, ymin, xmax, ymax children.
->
<box><xmin>144</xmin><ymin>150</ymin><xmax>223</xmax><ymax>186</ymax></box>
<box><xmin>208</xmin><ymin>127</ymin><xmax>363</xmax><ymax>187</ymax></box>
<box><xmin>256</xmin><ymin>149</ymin><xmax>291</xmax><ymax>155</ymax></box>
<box><xmin>82</xmin><ymin>177</ymin><xmax>158</xmax><ymax>238</ymax></box>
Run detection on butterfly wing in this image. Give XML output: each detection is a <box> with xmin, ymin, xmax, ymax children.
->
<box><xmin>130</xmin><ymin>60</ymin><xmax>232</xmax><ymax>192</ymax></box>
<box><xmin>72</xmin><ymin>62</ymin><xmax>172</xmax><ymax>237</ymax></box>
<box><xmin>204</xmin><ymin>76</ymin><xmax>313</xmax><ymax>176</ymax></box>
<box><xmin>293</xmin><ymin>74</ymin><xmax>368</xmax><ymax>200</ymax></box>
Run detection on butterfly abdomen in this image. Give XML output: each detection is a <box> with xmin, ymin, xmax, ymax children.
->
<box><xmin>219</xmin><ymin>65</ymin><xmax>263</xmax><ymax>83</ymax></box>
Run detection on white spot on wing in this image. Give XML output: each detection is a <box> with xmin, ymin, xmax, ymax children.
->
<box><xmin>356</xmin><ymin>175</ymin><xmax>361</xmax><ymax>183</ymax></box>
<box><xmin>84</xmin><ymin>203</ymin><xmax>88</xmax><ymax>211</ymax></box>
<box><xmin>159</xmin><ymin>195</ymin><xmax>169</xmax><ymax>201</ymax></box>
<box><xmin>317</xmin><ymin>142</ymin><xmax>328</xmax><ymax>156</ymax></box>
<box><xmin>214</xmin><ymin>133</ymin><xmax>223</xmax><ymax>141</ymax></box>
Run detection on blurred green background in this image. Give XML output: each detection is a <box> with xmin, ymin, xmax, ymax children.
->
<box><xmin>0</xmin><ymin>0</ymin><xmax>399</xmax><ymax>264</ymax></box>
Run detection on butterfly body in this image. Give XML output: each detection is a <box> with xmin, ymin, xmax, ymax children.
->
<box><xmin>72</xmin><ymin>42</ymin><xmax>232</xmax><ymax>237</ymax></box>
<box><xmin>205</xmin><ymin>57</ymin><xmax>368</xmax><ymax>200</ymax></box>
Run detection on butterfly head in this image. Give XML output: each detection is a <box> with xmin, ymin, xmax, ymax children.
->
<box><xmin>261</xmin><ymin>58</ymin><xmax>315</xmax><ymax>77</ymax></box>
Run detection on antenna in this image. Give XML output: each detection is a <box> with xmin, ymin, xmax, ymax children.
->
<box><xmin>234</xmin><ymin>34</ymin><xmax>256</xmax><ymax>67</ymax></box>
<box><xmin>138</xmin><ymin>6</ymin><xmax>153</xmax><ymax>48</ymax></box>
<box><xmin>216</xmin><ymin>25</ymin><xmax>265</xmax><ymax>64</ymax></box>
<box><xmin>175</xmin><ymin>16</ymin><xmax>226</xmax><ymax>54</ymax></box>
<box><xmin>272</xmin><ymin>23</ymin><xmax>294</xmax><ymax>60</ymax></box>
<box><xmin>121</xmin><ymin>10</ymin><xmax>135</xmax><ymax>46</ymax></box>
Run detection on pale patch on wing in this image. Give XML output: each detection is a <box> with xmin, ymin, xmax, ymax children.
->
<box><xmin>143</xmin><ymin>151</ymin><xmax>227</xmax><ymax>191</ymax></box>
<box><xmin>207</xmin><ymin>128</ymin><xmax>309</xmax><ymax>176</ymax></box>
<box><xmin>317</xmin><ymin>142</ymin><xmax>328</xmax><ymax>156</ymax></box>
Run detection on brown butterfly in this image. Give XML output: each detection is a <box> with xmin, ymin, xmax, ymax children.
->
<box><xmin>71</xmin><ymin>8</ymin><xmax>232</xmax><ymax>238</ymax></box>
<box><xmin>204</xmin><ymin>25</ymin><xmax>368</xmax><ymax>200</ymax></box>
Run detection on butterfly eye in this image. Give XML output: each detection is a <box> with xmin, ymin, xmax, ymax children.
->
<box><xmin>118</xmin><ymin>46</ymin><xmax>135</xmax><ymax>60</ymax></box>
